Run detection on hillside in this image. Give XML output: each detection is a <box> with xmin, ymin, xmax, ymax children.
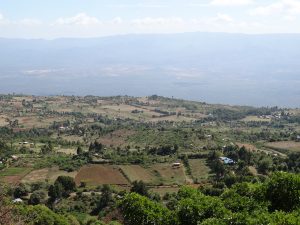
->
<box><xmin>1</xmin><ymin>94</ymin><xmax>300</xmax><ymax>224</ymax></box>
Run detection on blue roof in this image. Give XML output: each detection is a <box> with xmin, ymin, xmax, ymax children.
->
<box><xmin>220</xmin><ymin>157</ymin><xmax>234</xmax><ymax>164</ymax></box>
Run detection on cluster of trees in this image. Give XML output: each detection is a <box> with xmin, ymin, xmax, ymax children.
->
<box><xmin>153</xmin><ymin>109</ymin><xmax>176</xmax><ymax>117</ymax></box>
<box><xmin>210</xmin><ymin>108</ymin><xmax>246</xmax><ymax>121</ymax></box>
<box><xmin>147</xmin><ymin>145</ymin><xmax>178</xmax><ymax>156</ymax></box>
<box><xmin>41</xmin><ymin>142</ymin><xmax>54</xmax><ymax>154</ymax></box>
<box><xmin>88</xmin><ymin>141</ymin><xmax>103</xmax><ymax>153</ymax></box>
<box><xmin>120</xmin><ymin>172</ymin><xmax>300</xmax><ymax>225</ymax></box>
<box><xmin>51</xmin><ymin>120</ymin><xmax>71</xmax><ymax>129</ymax></box>
<box><xmin>48</xmin><ymin>176</ymin><xmax>77</xmax><ymax>201</ymax></box>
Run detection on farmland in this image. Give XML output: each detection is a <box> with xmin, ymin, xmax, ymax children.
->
<box><xmin>149</xmin><ymin>163</ymin><xmax>188</xmax><ymax>185</ymax></box>
<box><xmin>264</xmin><ymin>141</ymin><xmax>300</xmax><ymax>153</ymax></box>
<box><xmin>1</xmin><ymin>94</ymin><xmax>300</xmax><ymax>224</ymax></box>
<box><xmin>0</xmin><ymin>167</ymin><xmax>32</xmax><ymax>184</ymax></box>
<box><xmin>119</xmin><ymin>165</ymin><xmax>157</xmax><ymax>184</ymax></box>
<box><xmin>22</xmin><ymin>167</ymin><xmax>77</xmax><ymax>183</ymax></box>
<box><xmin>189</xmin><ymin>159</ymin><xmax>211</xmax><ymax>182</ymax></box>
<box><xmin>75</xmin><ymin>164</ymin><xmax>129</xmax><ymax>186</ymax></box>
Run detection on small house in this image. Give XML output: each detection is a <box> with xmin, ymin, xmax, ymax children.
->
<box><xmin>219</xmin><ymin>157</ymin><xmax>234</xmax><ymax>164</ymax></box>
<box><xmin>11</xmin><ymin>155</ymin><xmax>18</xmax><ymax>160</ymax></box>
<box><xmin>172</xmin><ymin>162</ymin><xmax>181</xmax><ymax>168</ymax></box>
<box><xmin>12</xmin><ymin>198</ymin><xmax>23</xmax><ymax>203</ymax></box>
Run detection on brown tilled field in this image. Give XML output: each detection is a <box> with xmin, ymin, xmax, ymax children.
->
<box><xmin>119</xmin><ymin>165</ymin><xmax>157</xmax><ymax>184</ymax></box>
<box><xmin>21</xmin><ymin>168</ymin><xmax>49</xmax><ymax>183</ymax></box>
<box><xmin>0</xmin><ymin>167</ymin><xmax>32</xmax><ymax>184</ymax></box>
<box><xmin>75</xmin><ymin>164</ymin><xmax>129</xmax><ymax>186</ymax></box>
<box><xmin>236</xmin><ymin>142</ymin><xmax>258</xmax><ymax>152</ymax></box>
<box><xmin>97</xmin><ymin>129</ymin><xmax>135</xmax><ymax>147</ymax></box>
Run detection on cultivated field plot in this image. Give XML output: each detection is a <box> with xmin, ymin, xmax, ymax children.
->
<box><xmin>57</xmin><ymin>134</ymin><xmax>83</xmax><ymax>143</ymax></box>
<box><xmin>236</xmin><ymin>142</ymin><xmax>258</xmax><ymax>152</ymax></box>
<box><xmin>119</xmin><ymin>165</ymin><xmax>157</xmax><ymax>184</ymax></box>
<box><xmin>21</xmin><ymin>167</ymin><xmax>77</xmax><ymax>183</ymax></box>
<box><xmin>241</xmin><ymin>116</ymin><xmax>271</xmax><ymax>122</ymax></box>
<box><xmin>149</xmin><ymin>115</ymin><xmax>195</xmax><ymax>122</ymax></box>
<box><xmin>265</xmin><ymin>141</ymin><xmax>300</xmax><ymax>152</ymax></box>
<box><xmin>14</xmin><ymin>116</ymin><xmax>71</xmax><ymax>129</ymax></box>
<box><xmin>97</xmin><ymin>129</ymin><xmax>135</xmax><ymax>147</ymax></box>
<box><xmin>75</xmin><ymin>164</ymin><xmax>129</xmax><ymax>186</ymax></box>
<box><xmin>149</xmin><ymin>163</ymin><xmax>187</xmax><ymax>185</ymax></box>
<box><xmin>0</xmin><ymin>167</ymin><xmax>32</xmax><ymax>184</ymax></box>
<box><xmin>0</xmin><ymin>116</ymin><xmax>8</xmax><ymax>126</ymax></box>
<box><xmin>189</xmin><ymin>159</ymin><xmax>211</xmax><ymax>182</ymax></box>
<box><xmin>56</xmin><ymin>147</ymin><xmax>77</xmax><ymax>155</ymax></box>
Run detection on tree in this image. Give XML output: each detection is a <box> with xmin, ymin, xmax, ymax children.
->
<box><xmin>29</xmin><ymin>190</ymin><xmax>47</xmax><ymax>205</ymax></box>
<box><xmin>48</xmin><ymin>183</ymin><xmax>63</xmax><ymax>201</ymax></box>
<box><xmin>211</xmin><ymin>160</ymin><xmax>226</xmax><ymax>177</ymax></box>
<box><xmin>130</xmin><ymin>181</ymin><xmax>149</xmax><ymax>197</ymax></box>
<box><xmin>258</xmin><ymin>158</ymin><xmax>273</xmax><ymax>174</ymax></box>
<box><xmin>48</xmin><ymin>176</ymin><xmax>76</xmax><ymax>200</ymax></box>
<box><xmin>265</xmin><ymin>172</ymin><xmax>300</xmax><ymax>212</ymax></box>
<box><xmin>41</xmin><ymin>142</ymin><xmax>53</xmax><ymax>154</ymax></box>
<box><xmin>177</xmin><ymin>187</ymin><xmax>228</xmax><ymax>225</ymax></box>
<box><xmin>14</xmin><ymin>183</ymin><xmax>29</xmax><ymax>198</ymax></box>
<box><xmin>178</xmin><ymin>195</ymin><xmax>229</xmax><ymax>225</ymax></box>
<box><xmin>55</xmin><ymin>176</ymin><xmax>76</xmax><ymax>197</ymax></box>
<box><xmin>89</xmin><ymin>141</ymin><xmax>103</xmax><ymax>153</ymax></box>
<box><xmin>76</xmin><ymin>146</ymin><xmax>83</xmax><ymax>155</ymax></box>
<box><xmin>120</xmin><ymin>193</ymin><xmax>175</xmax><ymax>225</ymax></box>
<box><xmin>19</xmin><ymin>205</ymin><xmax>71</xmax><ymax>225</ymax></box>
<box><xmin>94</xmin><ymin>184</ymin><xmax>114</xmax><ymax>214</ymax></box>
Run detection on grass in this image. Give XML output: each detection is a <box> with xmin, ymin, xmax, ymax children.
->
<box><xmin>21</xmin><ymin>167</ymin><xmax>77</xmax><ymax>183</ymax></box>
<box><xmin>241</xmin><ymin>116</ymin><xmax>271</xmax><ymax>122</ymax></box>
<box><xmin>189</xmin><ymin>159</ymin><xmax>212</xmax><ymax>182</ymax></box>
<box><xmin>150</xmin><ymin>187</ymin><xmax>180</xmax><ymax>196</ymax></box>
<box><xmin>119</xmin><ymin>165</ymin><xmax>157</xmax><ymax>184</ymax></box>
<box><xmin>0</xmin><ymin>167</ymin><xmax>31</xmax><ymax>177</ymax></box>
<box><xmin>149</xmin><ymin>163</ymin><xmax>187</xmax><ymax>185</ymax></box>
<box><xmin>264</xmin><ymin>141</ymin><xmax>300</xmax><ymax>153</ymax></box>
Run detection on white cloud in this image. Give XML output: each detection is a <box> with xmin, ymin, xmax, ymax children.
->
<box><xmin>250</xmin><ymin>0</ymin><xmax>300</xmax><ymax>17</ymax></box>
<box><xmin>107</xmin><ymin>3</ymin><xmax>166</xmax><ymax>8</ymax></box>
<box><xmin>192</xmin><ymin>14</ymin><xmax>235</xmax><ymax>24</ymax></box>
<box><xmin>0</xmin><ymin>13</ymin><xmax>9</xmax><ymax>25</ymax></box>
<box><xmin>211</xmin><ymin>0</ymin><xmax>253</xmax><ymax>6</ymax></box>
<box><xmin>132</xmin><ymin>17</ymin><xmax>184</xmax><ymax>26</ymax></box>
<box><xmin>19</xmin><ymin>18</ymin><xmax>42</xmax><ymax>26</ymax></box>
<box><xmin>54</xmin><ymin>13</ymin><xmax>101</xmax><ymax>26</ymax></box>
<box><xmin>111</xmin><ymin>17</ymin><xmax>123</xmax><ymax>24</ymax></box>
<box><xmin>213</xmin><ymin>13</ymin><xmax>234</xmax><ymax>22</ymax></box>
<box><xmin>0</xmin><ymin>13</ymin><xmax>42</xmax><ymax>26</ymax></box>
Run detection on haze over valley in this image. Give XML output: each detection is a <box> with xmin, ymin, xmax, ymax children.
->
<box><xmin>1</xmin><ymin>32</ymin><xmax>300</xmax><ymax>107</ymax></box>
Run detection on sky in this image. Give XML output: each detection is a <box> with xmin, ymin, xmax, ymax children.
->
<box><xmin>1</xmin><ymin>0</ymin><xmax>300</xmax><ymax>38</ymax></box>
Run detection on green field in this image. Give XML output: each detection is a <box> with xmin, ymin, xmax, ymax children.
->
<box><xmin>189</xmin><ymin>159</ymin><xmax>212</xmax><ymax>182</ymax></box>
<box><xmin>0</xmin><ymin>167</ymin><xmax>31</xmax><ymax>177</ymax></box>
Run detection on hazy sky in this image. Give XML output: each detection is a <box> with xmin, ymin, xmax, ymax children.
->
<box><xmin>1</xmin><ymin>0</ymin><xmax>300</xmax><ymax>38</ymax></box>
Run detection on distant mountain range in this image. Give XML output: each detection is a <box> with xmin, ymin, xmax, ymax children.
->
<box><xmin>0</xmin><ymin>32</ymin><xmax>300</xmax><ymax>107</ymax></box>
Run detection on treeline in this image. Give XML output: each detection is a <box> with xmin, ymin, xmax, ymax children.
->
<box><xmin>120</xmin><ymin>172</ymin><xmax>300</xmax><ymax>225</ymax></box>
<box><xmin>208</xmin><ymin>106</ymin><xmax>281</xmax><ymax>121</ymax></box>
